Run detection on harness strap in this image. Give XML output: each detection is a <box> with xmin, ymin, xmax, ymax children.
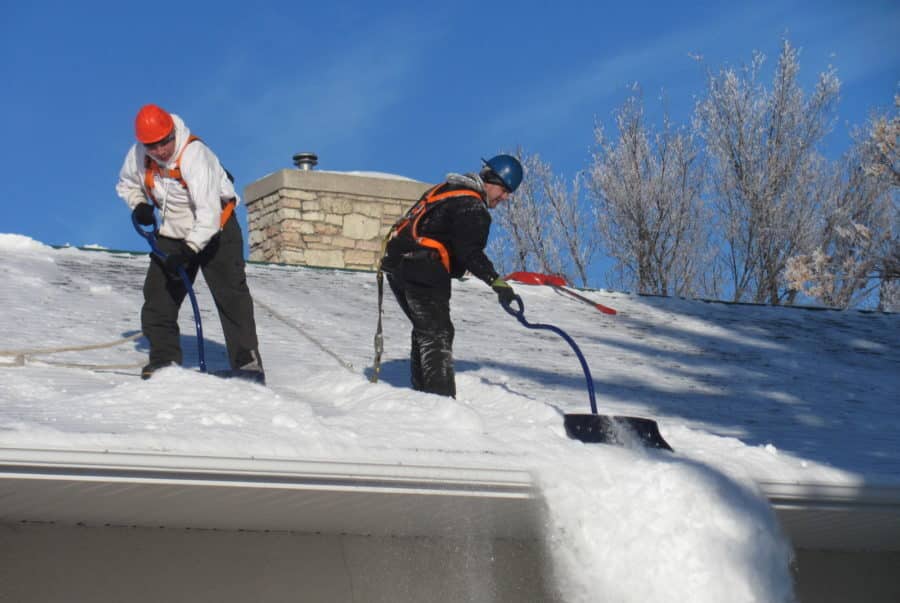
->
<box><xmin>143</xmin><ymin>135</ymin><xmax>235</xmax><ymax>231</ymax></box>
<box><xmin>390</xmin><ymin>184</ymin><xmax>441</xmax><ymax>234</ymax></box>
<box><xmin>144</xmin><ymin>134</ymin><xmax>201</xmax><ymax>206</ymax></box>
<box><xmin>388</xmin><ymin>184</ymin><xmax>482</xmax><ymax>271</ymax></box>
<box><xmin>220</xmin><ymin>198</ymin><xmax>236</xmax><ymax>227</ymax></box>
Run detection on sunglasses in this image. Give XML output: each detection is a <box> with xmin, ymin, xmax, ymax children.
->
<box><xmin>144</xmin><ymin>131</ymin><xmax>175</xmax><ymax>150</ymax></box>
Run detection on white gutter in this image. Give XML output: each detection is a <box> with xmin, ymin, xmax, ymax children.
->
<box><xmin>2</xmin><ymin>448</ymin><xmax>899</xmax><ymax>550</ymax></box>
<box><xmin>0</xmin><ymin>448</ymin><xmax>538</xmax><ymax>540</ymax></box>
<box><xmin>758</xmin><ymin>480</ymin><xmax>900</xmax><ymax>511</ymax></box>
<box><xmin>0</xmin><ymin>447</ymin><xmax>534</xmax><ymax>497</ymax></box>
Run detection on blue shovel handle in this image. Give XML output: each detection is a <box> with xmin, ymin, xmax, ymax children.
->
<box><xmin>502</xmin><ymin>295</ymin><xmax>597</xmax><ymax>414</ymax></box>
<box><xmin>131</xmin><ymin>211</ymin><xmax>206</xmax><ymax>372</ymax></box>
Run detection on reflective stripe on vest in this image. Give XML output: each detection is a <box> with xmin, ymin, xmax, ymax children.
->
<box><xmin>143</xmin><ymin>135</ymin><xmax>233</xmax><ymax>230</ymax></box>
<box><xmin>389</xmin><ymin>184</ymin><xmax>483</xmax><ymax>271</ymax></box>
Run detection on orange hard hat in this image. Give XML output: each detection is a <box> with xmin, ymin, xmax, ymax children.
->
<box><xmin>134</xmin><ymin>104</ymin><xmax>174</xmax><ymax>144</ymax></box>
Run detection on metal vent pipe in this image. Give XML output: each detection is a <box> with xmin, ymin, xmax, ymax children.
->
<box><xmin>293</xmin><ymin>152</ymin><xmax>318</xmax><ymax>170</ymax></box>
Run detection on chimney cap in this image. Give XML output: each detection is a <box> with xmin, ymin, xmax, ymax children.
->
<box><xmin>293</xmin><ymin>152</ymin><xmax>318</xmax><ymax>170</ymax></box>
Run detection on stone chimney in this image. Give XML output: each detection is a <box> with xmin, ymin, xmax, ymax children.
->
<box><xmin>243</xmin><ymin>155</ymin><xmax>431</xmax><ymax>269</ymax></box>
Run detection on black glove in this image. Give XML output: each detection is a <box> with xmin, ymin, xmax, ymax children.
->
<box><xmin>132</xmin><ymin>203</ymin><xmax>156</xmax><ymax>226</ymax></box>
<box><xmin>491</xmin><ymin>277</ymin><xmax>516</xmax><ymax>306</ymax></box>
<box><xmin>163</xmin><ymin>242</ymin><xmax>198</xmax><ymax>275</ymax></box>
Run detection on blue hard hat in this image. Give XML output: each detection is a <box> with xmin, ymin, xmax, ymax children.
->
<box><xmin>481</xmin><ymin>154</ymin><xmax>524</xmax><ymax>193</ymax></box>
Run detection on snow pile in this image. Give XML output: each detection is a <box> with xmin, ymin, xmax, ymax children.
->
<box><xmin>0</xmin><ymin>233</ymin><xmax>54</xmax><ymax>252</ymax></box>
<box><xmin>534</xmin><ymin>448</ymin><xmax>793</xmax><ymax>602</ymax></box>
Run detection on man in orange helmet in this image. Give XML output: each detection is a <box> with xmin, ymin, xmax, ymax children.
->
<box><xmin>116</xmin><ymin>104</ymin><xmax>264</xmax><ymax>382</ymax></box>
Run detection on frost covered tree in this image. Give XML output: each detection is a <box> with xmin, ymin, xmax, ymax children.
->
<box><xmin>697</xmin><ymin>40</ymin><xmax>840</xmax><ymax>305</ymax></box>
<box><xmin>861</xmin><ymin>92</ymin><xmax>900</xmax><ymax>187</ymax></box>
<box><xmin>587</xmin><ymin>91</ymin><xmax>711</xmax><ymax>296</ymax></box>
<box><xmin>489</xmin><ymin>151</ymin><xmax>596</xmax><ymax>286</ymax></box>
<box><xmin>786</xmin><ymin>93</ymin><xmax>899</xmax><ymax>310</ymax></box>
<box><xmin>860</xmin><ymin>92</ymin><xmax>899</xmax><ymax>310</ymax></box>
<box><xmin>784</xmin><ymin>150</ymin><xmax>894</xmax><ymax>308</ymax></box>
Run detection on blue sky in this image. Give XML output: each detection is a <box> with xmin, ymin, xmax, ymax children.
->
<box><xmin>2</xmin><ymin>0</ymin><xmax>897</xmax><ymax>255</ymax></box>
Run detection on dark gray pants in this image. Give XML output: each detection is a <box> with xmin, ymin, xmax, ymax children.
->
<box><xmin>141</xmin><ymin>215</ymin><xmax>261</xmax><ymax>370</ymax></box>
<box><xmin>387</xmin><ymin>274</ymin><xmax>455</xmax><ymax>398</ymax></box>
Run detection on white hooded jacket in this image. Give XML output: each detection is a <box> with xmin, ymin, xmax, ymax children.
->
<box><xmin>115</xmin><ymin>114</ymin><xmax>239</xmax><ymax>252</ymax></box>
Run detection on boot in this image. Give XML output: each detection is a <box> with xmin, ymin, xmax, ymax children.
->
<box><xmin>233</xmin><ymin>349</ymin><xmax>265</xmax><ymax>385</ymax></box>
<box><xmin>141</xmin><ymin>360</ymin><xmax>176</xmax><ymax>380</ymax></box>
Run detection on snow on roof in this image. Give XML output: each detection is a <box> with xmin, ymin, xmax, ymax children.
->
<box><xmin>2</xmin><ymin>234</ymin><xmax>899</xmax><ymax>600</ymax></box>
<box><xmin>325</xmin><ymin>169</ymin><xmax>419</xmax><ymax>181</ymax></box>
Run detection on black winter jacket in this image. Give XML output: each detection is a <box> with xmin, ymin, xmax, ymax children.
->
<box><xmin>384</xmin><ymin>173</ymin><xmax>500</xmax><ymax>286</ymax></box>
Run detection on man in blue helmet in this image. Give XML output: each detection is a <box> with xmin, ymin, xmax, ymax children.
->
<box><xmin>380</xmin><ymin>154</ymin><xmax>524</xmax><ymax>398</ymax></box>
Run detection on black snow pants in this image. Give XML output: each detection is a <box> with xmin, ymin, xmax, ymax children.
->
<box><xmin>141</xmin><ymin>214</ymin><xmax>261</xmax><ymax>370</ymax></box>
<box><xmin>386</xmin><ymin>274</ymin><xmax>455</xmax><ymax>398</ymax></box>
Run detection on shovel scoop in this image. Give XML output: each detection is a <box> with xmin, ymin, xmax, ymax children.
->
<box><xmin>563</xmin><ymin>414</ymin><xmax>672</xmax><ymax>450</ymax></box>
<box><xmin>503</xmin><ymin>296</ymin><xmax>672</xmax><ymax>451</ymax></box>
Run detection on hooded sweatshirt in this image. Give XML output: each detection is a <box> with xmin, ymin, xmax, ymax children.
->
<box><xmin>115</xmin><ymin>114</ymin><xmax>238</xmax><ymax>252</ymax></box>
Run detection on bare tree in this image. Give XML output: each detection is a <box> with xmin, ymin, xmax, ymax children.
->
<box><xmin>586</xmin><ymin>91</ymin><xmax>710</xmax><ymax>296</ymax></box>
<box><xmin>489</xmin><ymin>151</ymin><xmax>596</xmax><ymax>286</ymax></box>
<box><xmin>696</xmin><ymin>39</ymin><xmax>840</xmax><ymax>304</ymax></box>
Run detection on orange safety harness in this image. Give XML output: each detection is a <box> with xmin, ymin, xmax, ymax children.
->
<box><xmin>143</xmin><ymin>134</ymin><xmax>235</xmax><ymax>229</ymax></box>
<box><xmin>387</xmin><ymin>183</ymin><xmax>483</xmax><ymax>271</ymax></box>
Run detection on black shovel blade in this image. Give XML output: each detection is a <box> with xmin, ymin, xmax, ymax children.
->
<box><xmin>564</xmin><ymin>413</ymin><xmax>673</xmax><ymax>451</ymax></box>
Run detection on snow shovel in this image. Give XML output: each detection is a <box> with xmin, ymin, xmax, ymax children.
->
<box><xmin>505</xmin><ymin>272</ymin><xmax>617</xmax><ymax>315</ymax></box>
<box><xmin>132</xmin><ymin>212</ymin><xmax>207</xmax><ymax>373</ymax></box>
<box><xmin>503</xmin><ymin>295</ymin><xmax>672</xmax><ymax>451</ymax></box>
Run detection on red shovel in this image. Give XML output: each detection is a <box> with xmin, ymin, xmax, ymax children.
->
<box><xmin>505</xmin><ymin>272</ymin><xmax>617</xmax><ymax>315</ymax></box>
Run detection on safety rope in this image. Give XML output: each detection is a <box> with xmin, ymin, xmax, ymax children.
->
<box><xmin>0</xmin><ymin>332</ymin><xmax>145</xmax><ymax>370</ymax></box>
<box><xmin>371</xmin><ymin>266</ymin><xmax>385</xmax><ymax>383</ymax></box>
<box><xmin>252</xmin><ymin>297</ymin><xmax>355</xmax><ymax>373</ymax></box>
<box><xmin>17</xmin><ymin>359</ymin><xmax>145</xmax><ymax>370</ymax></box>
<box><xmin>369</xmin><ymin>232</ymin><xmax>391</xmax><ymax>383</ymax></box>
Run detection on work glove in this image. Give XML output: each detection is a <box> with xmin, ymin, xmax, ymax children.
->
<box><xmin>163</xmin><ymin>241</ymin><xmax>198</xmax><ymax>275</ymax></box>
<box><xmin>491</xmin><ymin>277</ymin><xmax>516</xmax><ymax>307</ymax></box>
<box><xmin>132</xmin><ymin>203</ymin><xmax>156</xmax><ymax>226</ymax></box>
